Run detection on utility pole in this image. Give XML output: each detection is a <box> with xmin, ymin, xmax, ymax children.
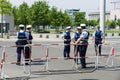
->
<box><xmin>100</xmin><ymin>0</ymin><xmax>106</xmax><ymax>34</ymax></box>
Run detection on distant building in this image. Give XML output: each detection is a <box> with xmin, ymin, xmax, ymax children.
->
<box><xmin>110</xmin><ymin>9</ymin><xmax>120</xmax><ymax>20</ymax></box>
<box><xmin>88</xmin><ymin>9</ymin><xmax>120</xmax><ymax>21</ymax></box>
<box><xmin>0</xmin><ymin>14</ymin><xmax>15</xmax><ymax>36</ymax></box>
<box><xmin>88</xmin><ymin>11</ymin><xmax>110</xmax><ymax>21</ymax></box>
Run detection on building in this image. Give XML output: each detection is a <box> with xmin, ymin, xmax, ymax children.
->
<box><xmin>110</xmin><ymin>9</ymin><xmax>120</xmax><ymax>20</ymax></box>
<box><xmin>88</xmin><ymin>9</ymin><xmax>120</xmax><ymax>21</ymax></box>
<box><xmin>88</xmin><ymin>11</ymin><xmax>110</xmax><ymax>21</ymax></box>
<box><xmin>0</xmin><ymin>14</ymin><xmax>15</xmax><ymax>36</ymax></box>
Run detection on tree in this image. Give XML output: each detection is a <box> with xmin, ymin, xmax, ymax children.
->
<box><xmin>106</xmin><ymin>19</ymin><xmax>111</xmax><ymax>29</ymax></box>
<box><xmin>88</xmin><ymin>20</ymin><xmax>98</xmax><ymax>28</ymax></box>
<box><xmin>0</xmin><ymin>0</ymin><xmax>12</xmax><ymax>38</ymax></box>
<box><xmin>74</xmin><ymin>12</ymin><xmax>86</xmax><ymax>26</ymax></box>
<box><xmin>50</xmin><ymin>7</ymin><xmax>59</xmax><ymax>31</ymax></box>
<box><xmin>30</xmin><ymin>1</ymin><xmax>50</xmax><ymax>32</ymax></box>
<box><xmin>17</xmin><ymin>2</ymin><xmax>29</xmax><ymax>29</ymax></box>
<box><xmin>12</xmin><ymin>6</ymin><xmax>18</xmax><ymax>27</ymax></box>
<box><xmin>117</xmin><ymin>19</ymin><xmax>120</xmax><ymax>28</ymax></box>
<box><xmin>62</xmin><ymin>11</ymin><xmax>72</xmax><ymax>29</ymax></box>
<box><xmin>107</xmin><ymin>20</ymin><xmax>116</xmax><ymax>29</ymax></box>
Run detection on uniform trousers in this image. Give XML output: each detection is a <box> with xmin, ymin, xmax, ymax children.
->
<box><xmin>17</xmin><ymin>46</ymin><xmax>31</xmax><ymax>63</ymax></box>
<box><xmin>63</xmin><ymin>45</ymin><xmax>70</xmax><ymax>58</ymax></box>
<box><xmin>78</xmin><ymin>44</ymin><xmax>88</xmax><ymax>68</ymax></box>
<box><xmin>95</xmin><ymin>40</ymin><xmax>102</xmax><ymax>55</ymax></box>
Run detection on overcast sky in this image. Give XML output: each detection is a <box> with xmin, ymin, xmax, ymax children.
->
<box><xmin>9</xmin><ymin>0</ymin><xmax>120</xmax><ymax>18</ymax></box>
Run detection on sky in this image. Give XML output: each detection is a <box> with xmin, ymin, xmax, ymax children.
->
<box><xmin>9</xmin><ymin>0</ymin><xmax>120</xmax><ymax>18</ymax></box>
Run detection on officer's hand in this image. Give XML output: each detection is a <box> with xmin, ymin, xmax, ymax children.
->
<box><xmin>71</xmin><ymin>42</ymin><xmax>76</xmax><ymax>45</ymax></box>
<box><xmin>102</xmin><ymin>40</ymin><xmax>105</xmax><ymax>43</ymax></box>
<box><xmin>64</xmin><ymin>39</ymin><xmax>67</xmax><ymax>41</ymax></box>
<box><xmin>92</xmin><ymin>39</ymin><xmax>94</xmax><ymax>43</ymax></box>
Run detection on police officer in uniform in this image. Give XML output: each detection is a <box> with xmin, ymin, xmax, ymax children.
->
<box><xmin>71</xmin><ymin>26</ymin><xmax>82</xmax><ymax>63</ymax></box>
<box><xmin>92</xmin><ymin>26</ymin><xmax>104</xmax><ymax>56</ymax></box>
<box><xmin>73</xmin><ymin>24</ymin><xmax>89</xmax><ymax>68</ymax></box>
<box><xmin>25</xmin><ymin>25</ymin><xmax>33</xmax><ymax>64</ymax></box>
<box><xmin>61</xmin><ymin>26</ymin><xmax>71</xmax><ymax>59</ymax></box>
<box><xmin>16</xmin><ymin>24</ymin><xmax>29</xmax><ymax>65</ymax></box>
<box><xmin>26</xmin><ymin>25</ymin><xmax>33</xmax><ymax>44</ymax></box>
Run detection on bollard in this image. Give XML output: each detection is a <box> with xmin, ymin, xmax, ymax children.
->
<box><xmin>105</xmin><ymin>33</ymin><xmax>107</xmax><ymax>36</ymax></box>
<box><xmin>90</xmin><ymin>34</ymin><xmax>92</xmax><ymax>37</ymax></box>
<box><xmin>39</xmin><ymin>34</ymin><xmax>42</xmax><ymax>38</ymax></box>
<box><xmin>56</xmin><ymin>35</ymin><xmax>59</xmax><ymax>38</ymax></box>
<box><xmin>119</xmin><ymin>33</ymin><xmax>120</xmax><ymax>36</ymax></box>
<box><xmin>46</xmin><ymin>35</ymin><xmax>49</xmax><ymax>38</ymax></box>
<box><xmin>112</xmin><ymin>33</ymin><xmax>114</xmax><ymax>36</ymax></box>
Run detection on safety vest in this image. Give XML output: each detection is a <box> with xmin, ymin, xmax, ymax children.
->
<box><xmin>95</xmin><ymin>30</ymin><xmax>102</xmax><ymax>40</ymax></box>
<box><xmin>17</xmin><ymin>31</ymin><xmax>27</xmax><ymax>45</ymax></box>
<box><xmin>74</xmin><ymin>32</ymin><xmax>81</xmax><ymax>41</ymax></box>
<box><xmin>64</xmin><ymin>32</ymin><xmax>71</xmax><ymax>44</ymax></box>
<box><xmin>80</xmin><ymin>30</ymin><xmax>90</xmax><ymax>44</ymax></box>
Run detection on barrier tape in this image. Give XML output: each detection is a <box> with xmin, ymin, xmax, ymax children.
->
<box><xmin>1</xmin><ymin>42</ymin><xmax>120</xmax><ymax>76</ymax></box>
<box><xmin>0</xmin><ymin>42</ymin><xmax>119</xmax><ymax>48</ymax></box>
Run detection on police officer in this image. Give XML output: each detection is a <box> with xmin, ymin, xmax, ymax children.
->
<box><xmin>16</xmin><ymin>24</ymin><xmax>29</xmax><ymax>65</ymax></box>
<box><xmin>61</xmin><ymin>26</ymin><xmax>71</xmax><ymax>59</ymax></box>
<box><xmin>92</xmin><ymin>26</ymin><xmax>104</xmax><ymax>56</ymax></box>
<box><xmin>26</xmin><ymin>25</ymin><xmax>33</xmax><ymax>44</ymax></box>
<box><xmin>25</xmin><ymin>25</ymin><xmax>33</xmax><ymax>64</ymax></box>
<box><xmin>73</xmin><ymin>24</ymin><xmax>89</xmax><ymax>68</ymax></box>
<box><xmin>71</xmin><ymin>26</ymin><xmax>82</xmax><ymax>63</ymax></box>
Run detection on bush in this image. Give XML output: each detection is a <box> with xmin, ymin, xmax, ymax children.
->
<box><xmin>37</xmin><ymin>30</ymin><xmax>50</xmax><ymax>33</ymax></box>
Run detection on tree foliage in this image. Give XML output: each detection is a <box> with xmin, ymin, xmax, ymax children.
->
<box><xmin>12</xmin><ymin>1</ymin><xmax>88</xmax><ymax>33</ymax></box>
<box><xmin>74</xmin><ymin>12</ymin><xmax>86</xmax><ymax>26</ymax></box>
<box><xmin>30</xmin><ymin>1</ymin><xmax>50</xmax><ymax>30</ymax></box>
<box><xmin>0</xmin><ymin>0</ymin><xmax>12</xmax><ymax>15</ymax></box>
<box><xmin>17</xmin><ymin>2</ymin><xmax>29</xmax><ymax>27</ymax></box>
<box><xmin>88</xmin><ymin>20</ymin><xmax>98</xmax><ymax>27</ymax></box>
<box><xmin>117</xmin><ymin>19</ymin><xmax>120</xmax><ymax>27</ymax></box>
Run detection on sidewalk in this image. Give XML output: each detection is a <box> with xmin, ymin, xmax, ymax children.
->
<box><xmin>1</xmin><ymin>34</ymin><xmax>120</xmax><ymax>42</ymax></box>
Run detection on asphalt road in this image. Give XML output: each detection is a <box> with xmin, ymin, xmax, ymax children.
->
<box><xmin>0</xmin><ymin>38</ymin><xmax>120</xmax><ymax>80</ymax></box>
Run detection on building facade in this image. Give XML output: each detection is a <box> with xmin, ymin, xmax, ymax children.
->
<box><xmin>88</xmin><ymin>9</ymin><xmax>120</xmax><ymax>21</ymax></box>
<box><xmin>88</xmin><ymin>11</ymin><xmax>110</xmax><ymax>21</ymax></box>
<box><xmin>0</xmin><ymin>14</ymin><xmax>15</xmax><ymax>36</ymax></box>
<box><xmin>110</xmin><ymin>9</ymin><xmax>120</xmax><ymax>20</ymax></box>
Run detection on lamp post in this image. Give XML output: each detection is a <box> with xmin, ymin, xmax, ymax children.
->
<box><xmin>100</xmin><ymin>0</ymin><xmax>106</xmax><ymax>34</ymax></box>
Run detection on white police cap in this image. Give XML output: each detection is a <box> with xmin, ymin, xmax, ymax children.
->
<box><xmin>26</xmin><ymin>25</ymin><xmax>32</xmax><ymax>28</ymax></box>
<box><xmin>80</xmin><ymin>24</ymin><xmax>86</xmax><ymax>27</ymax></box>
<box><xmin>77</xmin><ymin>26</ymin><xmax>82</xmax><ymax>29</ymax></box>
<box><xmin>19</xmin><ymin>24</ymin><xmax>24</xmax><ymax>28</ymax></box>
<box><xmin>66</xmin><ymin>26</ymin><xmax>71</xmax><ymax>29</ymax></box>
